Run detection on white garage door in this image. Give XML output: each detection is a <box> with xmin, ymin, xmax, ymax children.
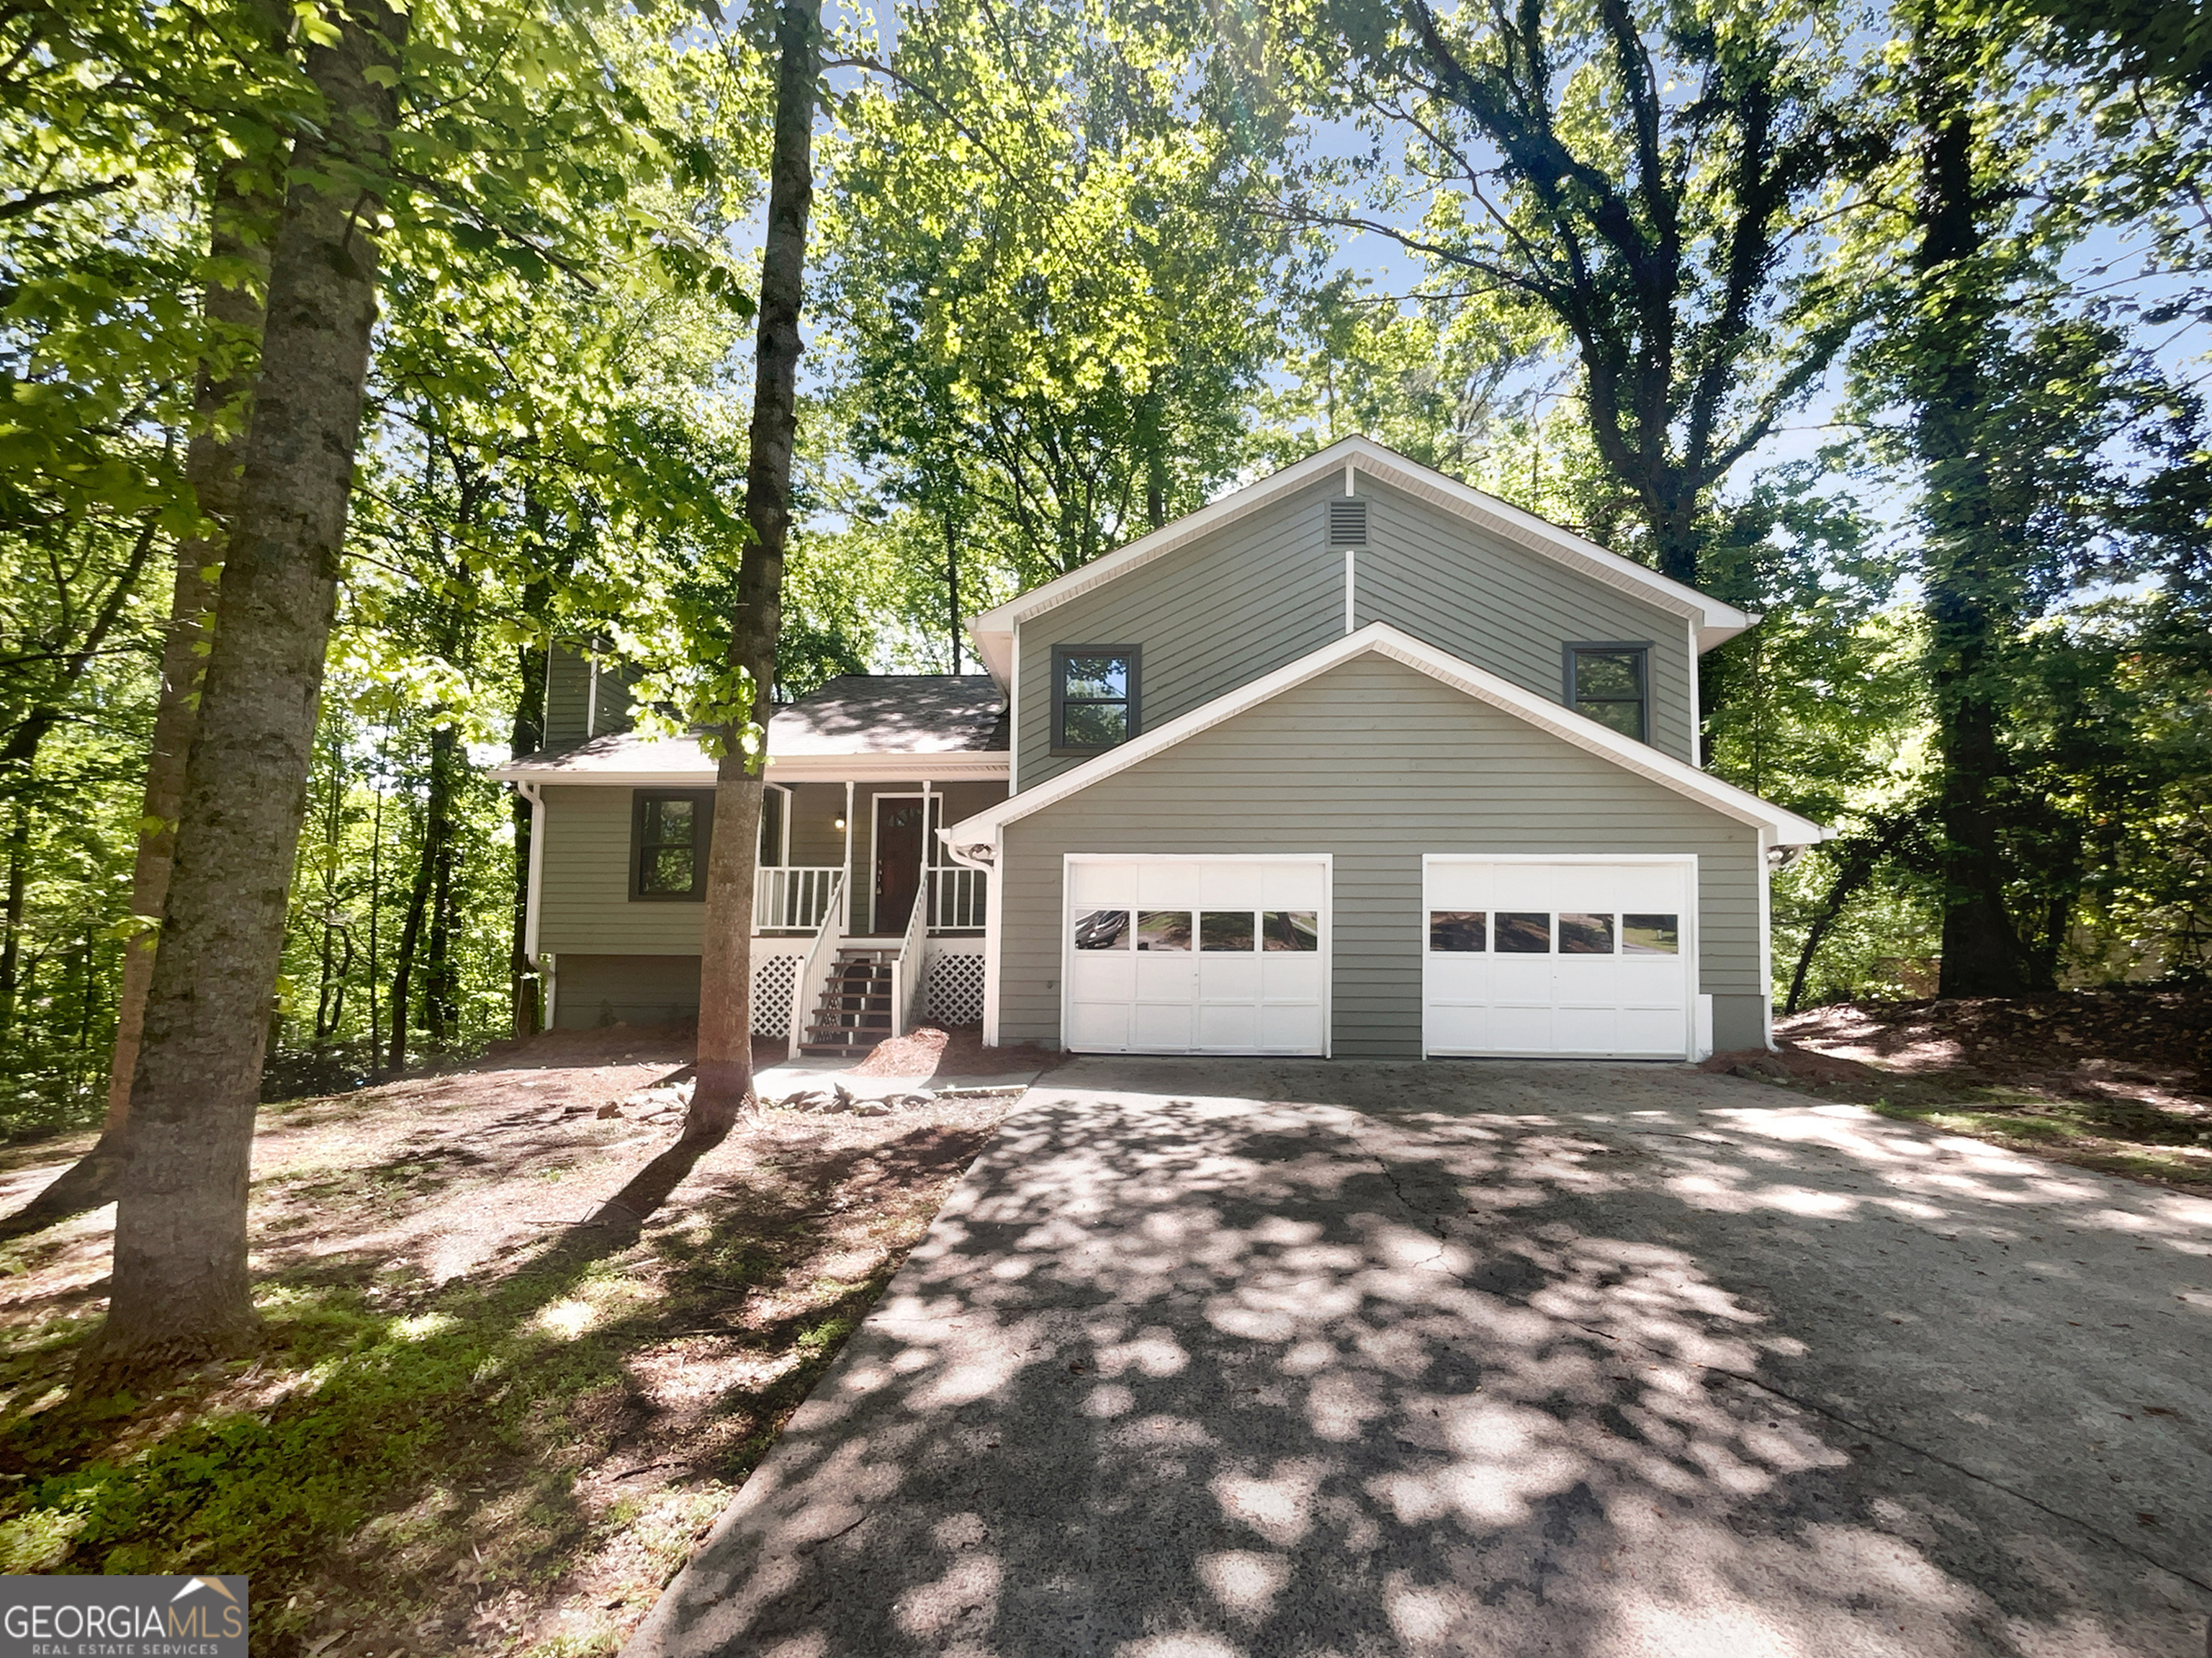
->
<box><xmin>1064</xmin><ymin>856</ymin><xmax>1330</xmax><ymax>1055</ymax></box>
<box><xmin>1424</xmin><ymin>856</ymin><xmax>1695</xmax><ymax>1059</ymax></box>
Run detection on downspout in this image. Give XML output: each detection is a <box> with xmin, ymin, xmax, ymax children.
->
<box><xmin>518</xmin><ymin>780</ymin><xmax>552</xmax><ymax>1027</ymax></box>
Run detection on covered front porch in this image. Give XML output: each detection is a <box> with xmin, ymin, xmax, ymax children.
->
<box><xmin>751</xmin><ymin>776</ymin><xmax>997</xmax><ymax>940</ymax></box>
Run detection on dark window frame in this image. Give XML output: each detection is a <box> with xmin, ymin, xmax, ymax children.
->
<box><xmin>629</xmin><ymin>788</ymin><xmax>716</xmax><ymax>901</ymax></box>
<box><xmin>1563</xmin><ymin>641</ymin><xmax>1651</xmax><ymax>744</ymax></box>
<box><xmin>1051</xmin><ymin>643</ymin><xmax>1142</xmax><ymax>756</ymax></box>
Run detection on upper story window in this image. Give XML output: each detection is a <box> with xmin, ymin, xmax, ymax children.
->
<box><xmin>631</xmin><ymin>789</ymin><xmax>715</xmax><ymax>900</ymax></box>
<box><xmin>1566</xmin><ymin>644</ymin><xmax>1648</xmax><ymax>742</ymax></box>
<box><xmin>1053</xmin><ymin>645</ymin><xmax>1140</xmax><ymax>753</ymax></box>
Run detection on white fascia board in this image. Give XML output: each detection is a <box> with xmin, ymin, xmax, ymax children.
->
<box><xmin>961</xmin><ymin>436</ymin><xmax>1752</xmax><ymax>651</ymax></box>
<box><xmin>942</xmin><ymin>622</ymin><xmax>1830</xmax><ymax>848</ymax></box>
<box><xmin>490</xmin><ymin>752</ymin><xmax>1009</xmax><ymax>786</ymax></box>
<box><xmin>970</xmin><ymin>619</ymin><xmax>1013</xmax><ymax>687</ymax></box>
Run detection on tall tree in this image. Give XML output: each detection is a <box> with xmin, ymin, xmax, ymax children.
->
<box><xmin>79</xmin><ymin>0</ymin><xmax>409</xmax><ymax>1381</ymax></box>
<box><xmin>1277</xmin><ymin>0</ymin><xmax>1868</xmax><ymax>587</ymax></box>
<box><xmin>690</xmin><ymin>0</ymin><xmax>822</xmax><ymax>1134</ymax></box>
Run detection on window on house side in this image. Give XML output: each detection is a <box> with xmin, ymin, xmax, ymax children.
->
<box><xmin>1568</xmin><ymin>645</ymin><xmax>1649</xmax><ymax>742</ymax></box>
<box><xmin>1053</xmin><ymin>646</ymin><xmax>1138</xmax><ymax>752</ymax></box>
<box><xmin>631</xmin><ymin>790</ymin><xmax>714</xmax><ymax>900</ymax></box>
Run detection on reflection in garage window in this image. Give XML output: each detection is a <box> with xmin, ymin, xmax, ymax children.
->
<box><xmin>1262</xmin><ymin>910</ymin><xmax>1319</xmax><ymax>951</ymax></box>
<box><xmin>1559</xmin><ymin>913</ymin><xmax>1615</xmax><ymax>954</ymax></box>
<box><xmin>1200</xmin><ymin>911</ymin><xmax>1255</xmax><ymax>951</ymax></box>
<box><xmin>1622</xmin><ymin>913</ymin><xmax>1680</xmax><ymax>954</ymax></box>
<box><xmin>1495</xmin><ymin>912</ymin><xmax>1551</xmax><ymax>953</ymax></box>
<box><xmin>1072</xmin><ymin>909</ymin><xmax>1130</xmax><ymax>949</ymax></box>
<box><xmin>1429</xmin><ymin>910</ymin><xmax>1486</xmax><ymax>951</ymax></box>
<box><xmin>1136</xmin><ymin>911</ymin><xmax>1192</xmax><ymax>951</ymax></box>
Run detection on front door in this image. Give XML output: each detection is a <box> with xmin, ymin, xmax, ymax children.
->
<box><xmin>873</xmin><ymin>797</ymin><xmax>925</xmax><ymax>934</ymax></box>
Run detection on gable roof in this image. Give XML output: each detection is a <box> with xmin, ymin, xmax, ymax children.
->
<box><xmin>963</xmin><ymin>436</ymin><xmax>1756</xmax><ymax>683</ymax></box>
<box><xmin>942</xmin><ymin>622</ymin><xmax>1829</xmax><ymax>848</ymax></box>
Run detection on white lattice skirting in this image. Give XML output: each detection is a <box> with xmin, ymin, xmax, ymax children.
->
<box><xmin>924</xmin><ymin>951</ymin><xmax>987</xmax><ymax>1027</ymax></box>
<box><xmin>752</xmin><ymin>954</ymin><xmax>799</xmax><ymax>1037</ymax></box>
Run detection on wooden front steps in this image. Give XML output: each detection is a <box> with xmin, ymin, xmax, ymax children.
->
<box><xmin>798</xmin><ymin>947</ymin><xmax>899</xmax><ymax>1056</ymax></box>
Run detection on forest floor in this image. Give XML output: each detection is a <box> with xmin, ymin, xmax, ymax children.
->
<box><xmin>1709</xmin><ymin>987</ymin><xmax>2212</xmax><ymax>1190</ymax></box>
<box><xmin>0</xmin><ymin>1022</ymin><xmax>1018</xmax><ymax>1658</ymax></box>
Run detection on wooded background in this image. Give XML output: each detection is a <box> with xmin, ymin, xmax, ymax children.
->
<box><xmin>2</xmin><ymin>0</ymin><xmax>2206</xmax><ymax>1139</ymax></box>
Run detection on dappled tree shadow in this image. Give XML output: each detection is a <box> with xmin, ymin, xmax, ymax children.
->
<box><xmin>631</xmin><ymin>1063</ymin><xmax>2212</xmax><ymax>1658</ymax></box>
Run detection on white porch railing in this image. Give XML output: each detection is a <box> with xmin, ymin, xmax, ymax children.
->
<box><xmin>927</xmin><ymin>864</ymin><xmax>987</xmax><ymax>931</ymax></box>
<box><xmin>785</xmin><ymin>870</ymin><xmax>848</xmax><ymax>1062</ymax></box>
<box><xmin>889</xmin><ymin>884</ymin><xmax>930</xmax><ymax>1037</ymax></box>
<box><xmin>755</xmin><ymin>864</ymin><xmax>843</xmax><ymax>931</ymax></box>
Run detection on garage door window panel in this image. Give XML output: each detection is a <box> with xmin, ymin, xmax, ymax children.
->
<box><xmin>1074</xmin><ymin>909</ymin><xmax>1130</xmax><ymax>949</ymax></box>
<box><xmin>1136</xmin><ymin>911</ymin><xmax>1192</xmax><ymax>951</ymax></box>
<box><xmin>1496</xmin><ymin>913</ymin><xmax>1552</xmax><ymax>953</ymax></box>
<box><xmin>1430</xmin><ymin>910</ymin><xmax>1486</xmax><ymax>951</ymax></box>
<box><xmin>1262</xmin><ymin>911</ymin><xmax>1319</xmax><ymax>951</ymax></box>
<box><xmin>1623</xmin><ymin>914</ymin><xmax>1679</xmax><ymax>954</ymax></box>
<box><xmin>1560</xmin><ymin>913</ymin><xmax>1616</xmax><ymax>954</ymax></box>
<box><xmin>1201</xmin><ymin>912</ymin><xmax>1255</xmax><ymax>951</ymax></box>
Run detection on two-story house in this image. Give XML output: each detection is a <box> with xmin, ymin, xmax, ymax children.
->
<box><xmin>494</xmin><ymin>436</ymin><xmax>1827</xmax><ymax>1061</ymax></box>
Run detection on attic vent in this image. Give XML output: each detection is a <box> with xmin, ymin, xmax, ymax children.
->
<box><xmin>1328</xmin><ymin>497</ymin><xmax>1368</xmax><ymax>547</ymax></box>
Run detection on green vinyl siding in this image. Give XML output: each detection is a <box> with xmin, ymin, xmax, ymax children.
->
<box><xmin>1017</xmin><ymin>473</ymin><xmax>1344</xmax><ymax>789</ymax></box>
<box><xmin>538</xmin><ymin>784</ymin><xmax>703</xmax><ymax>954</ymax></box>
<box><xmin>544</xmin><ymin>647</ymin><xmax>590</xmax><ymax>743</ymax></box>
<box><xmin>551</xmin><ymin>954</ymin><xmax>701</xmax><ymax>1029</ymax></box>
<box><xmin>1015</xmin><ymin>470</ymin><xmax>1702</xmax><ymax>786</ymax></box>
<box><xmin>1355</xmin><ymin>480</ymin><xmax>1696</xmax><ymax>763</ymax></box>
<box><xmin>536</xmin><ymin>778</ymin><xmax>1012</xmax><ymax>954</ymax></box>
<box><xmin>997</xmin><ymin>654</ymin><xmax>1765</xmax><ymax>1058</ymax></box>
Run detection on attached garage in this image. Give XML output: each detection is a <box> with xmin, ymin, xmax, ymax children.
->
<box><xmin>1424</xmin><ymin>856</ymin><xmax>1698</xmax><ymax>1059</ymax></box>
<box><xmin>1063</xmin><ymin>856</ymin><xmax>1330</xmax><ymax>1054</ymax></box>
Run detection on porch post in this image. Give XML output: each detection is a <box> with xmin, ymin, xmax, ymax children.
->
<box><xmin>840</xmin><ymin>778</ymin><xmax>855</xmax><ymax>931</ymax></box>
<box><xmin>920</xmin><ymin>777</ymin><xmax>934</xmax><ymax>929</ymax></box>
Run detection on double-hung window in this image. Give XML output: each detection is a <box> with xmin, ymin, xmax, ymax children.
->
<box><xmin>1052</xmin><ymin>645</ymin><xmax>1140</xmax><ymax>753</ymax></box>
<box><xmin>631</xmin><ymin>789</ymin><xmax>716</xmax><ymax>900</ymax></box>
<box><xmin>1565</xmin><ymin>644</ymin><xmax>1650</xmax><ymax>742</ymax></box>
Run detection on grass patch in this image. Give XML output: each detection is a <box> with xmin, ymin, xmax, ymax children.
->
<box><xmin>1867</xmin><ymin>1095</ymin><xmax>2212</xmax><ymax>1188</ymax></box>
<box><xmin>0</xmin><ymin>1057</ymin><xmax>1007</xmax><ymax>1658</ymax></box>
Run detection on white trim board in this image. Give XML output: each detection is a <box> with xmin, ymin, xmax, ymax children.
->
<box><xmin>963</xmin><ymin>436</ymin><xmax>1756</xmax><ymax>682</ymax></box>
<box><xmin>942</xmin><ymin>622</ymin><xmax>1830</xmax><ymax>852</ymax></box>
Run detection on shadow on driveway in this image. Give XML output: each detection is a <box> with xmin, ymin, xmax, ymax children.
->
<box><xmin>624</xmin><ymin>1059</ymin><xmax>2212</xmax><ymax>1658</ymax></box>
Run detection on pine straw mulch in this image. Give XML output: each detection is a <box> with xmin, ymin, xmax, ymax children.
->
<box><xmin>1704</xmin><ymin>987</ymin><xmax>2212</xmax><ymax>1191</ymax></box>
<box><xmin>0</xmin><ymin>1024</ymin><xmax>1014</xmax><ymax>1657</ymax></box>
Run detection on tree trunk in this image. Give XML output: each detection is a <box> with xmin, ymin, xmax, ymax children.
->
<box><xmin>1907</xmin><ymin>30</ymin><xmax>2030</xmax><ymax>998</ymax></box>
<box><xmin>387</xmin><ymin>802</ymin><xmax>433</xmax><ymax>1072</ymax></box>
<box><xmin>78</xmin><ymin>0</ymin><xmax>408</xmax><ymax>1385</ymax></box>
<box><xmin>691</xmin><ymin>0</ymin><xmax>820</xmax><ymax>1136</ymax></box>
<box><xmin>421</xmin><ymin>724</ymin><xmax>461</xmax><ymax>1047</ymax></box>
<box><xmin>943</xmin><ymin>509</ymin><xmax>963</xmax><ymax>674</ymax></box>
<box><xmin>0</xmin><ymin>797</ymin><xmax>27</xmax><ymax>1036</ymax></box>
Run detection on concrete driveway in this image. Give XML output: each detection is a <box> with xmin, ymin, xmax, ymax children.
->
<box><xmin>624</xmin><ymin>1059</ymin><xmax>2212</xmax><ymax>1658</ymax></box>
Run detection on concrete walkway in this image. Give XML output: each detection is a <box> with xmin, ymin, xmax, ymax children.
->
<box><xmin>624</xmin><ymin>1059</ymin><xmax>2212</xmax><ymax>1658</ymax></box>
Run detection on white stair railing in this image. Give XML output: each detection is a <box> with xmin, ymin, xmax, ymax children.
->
<box><xmin>784</xmin><ymin>870</ymin><xmax>847</xmax><ymax>1060</ymax></box>
<box><xmin>890</xmin><ymin>884</ymin><xmax>930</xmax><ymax>1036</ymax></box>
<box><xmin>755</xmin><ymin>865</ymin><xmax>843</xmax><ymax>931</ymax></box>
<box><xmin>927</xmin><ymin>864</ymin><xmax>987</xmax><ymax>931</ymax></box>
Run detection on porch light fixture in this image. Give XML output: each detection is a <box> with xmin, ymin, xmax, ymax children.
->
<box><xmin>834</xmin><ymin>816</ymin><xmax>846</xmax><ymax>832</ymax></box>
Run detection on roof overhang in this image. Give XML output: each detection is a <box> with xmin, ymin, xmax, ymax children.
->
<box><xmin>490</xmin><ymin>745</ymin><xmax>1009</xmax><ymax>787</ymax></box>
<box><xmin>943</xmin><ymin>622</ymin><xmax>1829</xmax><ymax>852</ymax></box>
<box><xmin>963</xmin><ymin>436</ymin><xmax>1756</xmax><ymax>682</ymax></box>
